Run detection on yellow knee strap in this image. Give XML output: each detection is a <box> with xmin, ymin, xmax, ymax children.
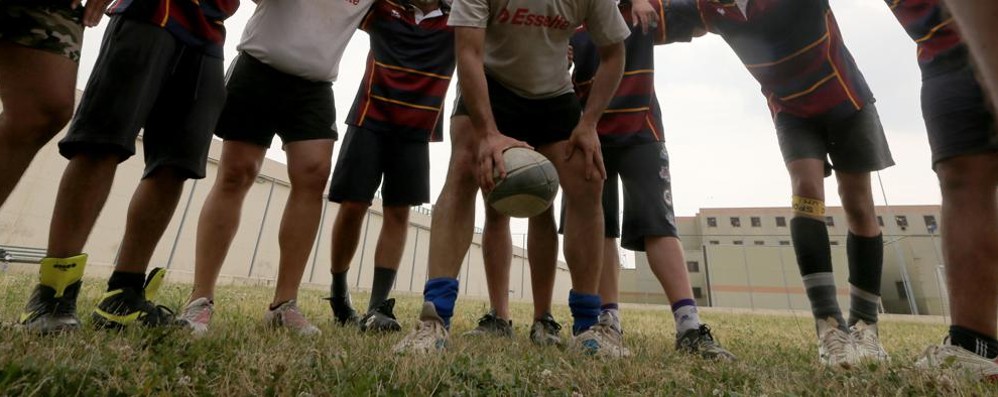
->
<box><xmin>792</xmin><ymin>196</ymin><xmax>825</xmax><ymax>218</ymax></box>
<box><xmin>39</xmin><ymin>254</ymin><xmax>87</xmax><ymax>298</ymax></box>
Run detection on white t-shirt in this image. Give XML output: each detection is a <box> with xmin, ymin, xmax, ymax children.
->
<box><xmin>448</xmin><ymin>0</ymin><xmax>629</xmax><ymax>99</ymax></box>
<box><xmin>238</xmin><ymin>0</ymin><xmax>375</xmax><ymax>82</ymax></box>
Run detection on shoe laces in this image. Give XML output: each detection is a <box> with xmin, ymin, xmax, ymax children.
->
<box><xmin>821</xmin><ymin>327</ymin><xmax>852</xmax><ymax>359</ymax></box>
<box><xmin>852</xmin><ymin>323</ymin><xmax>881</xmax><ymax>352</ymax></box>
<box><xmin>277</xmin><ymin>303</ymin><xmax>314</xmax><ymax>330</ymax></box>
<box><xmin>476</xmin><ymin>310</ymin><xmax>506</xmax><ymax>329</ymax></box>
<box><xmin>181</xmin><ymin>300</ymin><xmax>213</xmax><ymax>325</ymax></box>
<box><xmin>374</xmin><ymin>299</ymin><xmax>398</xmax><ymax>320</ymax></box>
<box><xmin>537</xmin><ymin>314</ymin><xmax>562</xmax><ymax>333</ymax></box>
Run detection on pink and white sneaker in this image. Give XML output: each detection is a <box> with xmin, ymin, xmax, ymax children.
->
<box><xmin>179</xmin><ymin>297</ymin><xmax>214</xmax><ymax>336</ymax></box>
<box><xmin>264</xmin><ymin>300</ymin><xmax>321</xmax><ymax>336</ymax></box>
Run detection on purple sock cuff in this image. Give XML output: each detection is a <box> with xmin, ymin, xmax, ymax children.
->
<box><xmin>671</xmin><ymin>298</ymin><xmax>697</xmax><ymax>312</ymax></box>
<box><xmin>601</xmin><ymin>303</ymin><xmax>619</xmax><ymax>311</ymax></box>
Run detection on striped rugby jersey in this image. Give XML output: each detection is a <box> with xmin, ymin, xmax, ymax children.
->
<box><xmin>108</xmin><ymin>0</ymin><xmax>240</xmax><ymax>58</ymax></box>
<box><xmin>572</xmin><ymin>0</ymin><xmax>667</xmax><ymax>147</ymax></box>
<box><xmin>886</xmin><ymin>0</ymin><xmax>967</xmax><ymax>78</ymax></box>
<box><xmin>664</xmin><ymin>0</ymin><xmax>874</xmax><ymax>119</ymax></box>
<box><xmin>346</xmin><ymin>0</ymin><xmax>455</xmax><ymax>142</ymax></box>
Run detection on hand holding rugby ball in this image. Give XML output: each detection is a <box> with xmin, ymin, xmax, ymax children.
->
<box><xmin>486</xmin><ymin>148</ymin><xmax>560</xmax><ymax>218</ymax></box>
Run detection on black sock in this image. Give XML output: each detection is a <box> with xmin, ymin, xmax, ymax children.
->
<box><xmin>107</xmin><ymin>270</ymin><xmax>145</xmax><ymax>292</ymax></box>
<box><xmin>950</xmin><ymin>325</ymin><xmax>998</xmax><ymax>359</ymax></box>
<box><xmin>847</xmin><ymin>232</ymin><xmax>883</xmax><ymax>325</ymax></box>
<box><xmin>369</xmin><ymin>266</ymin><xmax>398</xmax><ymax>311</ymax></box>
<box><xmin>792</xmin><ymin>217</ymin><xmax>846</xmax><ymax>329</ymax></box>
<box><xmin>332</xmin><ymin>270</ymin><xmax>349</xmax><ymax>300</ymax></box>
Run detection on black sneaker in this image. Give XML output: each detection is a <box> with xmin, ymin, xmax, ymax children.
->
<box><xmin>530</xmin><ymin>313</ymin><xmax>563</xmax><ymax>346</ymax></box>
<box><xmin>19</xmin><ymin>255</ymin><xmax>88</xmax><ymax>334</ymax></box>
<box><xmin>462</xmin><ymin>309</ymin><xmax>513</xmax><ymax>337</ymax></box>
<box><xmin>359</xmin><ymin>298</ymin><xmax>402</xmax><ymax>333</ymax></box>
<box><xmin>91</xmin><ymin>268</ymin><xmax>181</xmax><ymax>329</ymax></box>
<box><xmin>675</xmin><ymin>324</ymin><xmax>737</xmax><ymax>361</ymax></box>
<box><xmin>326</xmin><ymin>296</ymin><xmax>359</xmax><ymax>326</ymax></box>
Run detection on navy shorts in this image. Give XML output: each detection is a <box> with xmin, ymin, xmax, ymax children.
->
<box><xmin>921</xmin><ymin>65</ymin><xmax>998</xmax><ymax>167</ymax></box>
<box><xmin>453</xmin><ymin>74</ymin><xmax>581</xmax><ymax>148</ymax></box>
<box><xmin>775</xmin><ymin>103</ymin><xmax>895</xmax><ymax>175</ymax></box>
<box><xmin>328</xmin><ymin>126</ymin><xmax>430</xmax><ymax>206</ymax></box>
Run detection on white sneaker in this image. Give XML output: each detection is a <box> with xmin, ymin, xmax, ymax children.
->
<box><xmin>264</xmin><ymin>300</ymin><xmax>321</xmax><ymax>336</ymax></box>
<box><xmin>917</xmin><ymin>339</ymin><xmax>998</xmax><ymax>380</ymax></box>
<box><xmin>573</xmin><ymin>319</ymin><xmax>631</xmax><ymax>359</ymax></box>
<box><xmin>179</xmin><ymin>297</ymin><xmax>214</xmax><ymax>336</ymax></box>
<box><xmin>817</xmin><ymin>317</ymin><xmax>857</xmax><ymax>368</ymax></box>
<box><xmin>850</xmin><ymin>320</ymin><xmax>889</xmax><ymax>362</ymax></box>
<box><xmin>393</xmin><ymin>301</ymin><xmax>448</xmax><ymax>354</ymax></box>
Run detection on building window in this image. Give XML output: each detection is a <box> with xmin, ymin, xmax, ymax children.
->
<box><xmin>877</xmin><ymin>216</ymin><xmax>884</xmax><ymax>227</ymax></box>
<box><xmin>730</xmin><ymin>217</ymin><xmax>741</xmax><ymax>227</ymax></box>
<box><xmin>751</xmin><ymin>217</ymin><xmax>762</xmax><ymax>227</ymax></box>
<box><xmin>707</xmin><ymin>217</ymin><xmax>717</xmax><ymax>227</ymax></box>
<box><xmin>692</xmin><ymin>287</ymin><xmax>703</xmax><ymax>299</ymax></box>
<box><xmin>830</xmin><ymin>241</ymin><xmax>839</xmax><ymax>246</ymax></box>
<box><xmin>709</xmin><ymin>240</ymin><xmax>720</xmax><ymax>245</ymax></box>
<box><xmin>776</xmin><ymin>216</ymin><xmax>787</xmax><ymax>227</ymax></box>
<box><xmin>754</xmin><ymin>240</ymin><xmax>765</xmax><ymax>246</ymax></box>
<box><xmin>896</xmin><ymin>281</ymin><xmax>909</xmax><ymax>300</ymax></box>
<box><xmin>686</xmin><ymin>261</ymin><xmax>700</xmax><ymax>273</ymax></box>
<box><xmin>779</xmin><ymin>240</ymin><xmax>791</xmax><ymax>246</ymax></box>
<box><xmin>733</xmin><ymin>240</ymin><xmax>744</xmax><ymax>245</ymax></box>
<box><xmin>896</xmin><ymin>215</ymin><xmax>909</xmax><ymax>229</ymax></box>
<box><xmin>924</xmin><ymin>215</ymin><xmax>938</xmax><ymax>232</ymax></box>
<box><xmin>825</xmin><ymin>216</ymin><xmax>835</xmax><ymax>227</ymax></box>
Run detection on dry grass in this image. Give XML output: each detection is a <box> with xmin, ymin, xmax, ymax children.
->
<box><xmin>0</xmin><ymin>273</ymin><xmax>994</xmax><ymax>396</ymax></box>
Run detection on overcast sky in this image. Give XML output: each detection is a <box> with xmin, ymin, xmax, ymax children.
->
<box><xmin>74</xmin><ymin>0</ymin><xmax>938</xmax><ymax>241</ymax></box>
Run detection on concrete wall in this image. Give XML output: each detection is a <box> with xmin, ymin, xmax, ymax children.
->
<box><xmin>0</xmin><ymin>94</ymin><xmax>574</xmax><ymax>304</ymax></box>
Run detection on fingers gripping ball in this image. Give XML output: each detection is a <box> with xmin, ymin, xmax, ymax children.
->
<box><xmin>487</xmin><ymin>148</ymin><xmax>560</xmax><ymax>218</ymax></box>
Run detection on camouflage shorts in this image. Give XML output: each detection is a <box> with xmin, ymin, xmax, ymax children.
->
<box><xmin>0</xmin><ymin>4</ymin><xmax>84</xmax><ymax>62</ymax></box>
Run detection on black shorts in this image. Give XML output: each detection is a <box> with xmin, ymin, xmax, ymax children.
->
<box><xmin>60</xmin><ymin>16</ymin><xmax>224</xmax><ymax>179</ymax></box>
<box><xmin>453</xmin><ymin>74</ymin><xmax>581</xmax><ymax>148</ymax></box>
<box><xmin>921</xmin><ymin>65</ymin><xmax>998</xmax><ymax>167</ymax></box>
<box><xmin>775</xmin><ymin>103</ymin><xmax>895</xmax><ymax>175</ymax></box>
<box><xmin>215</xmin><ymin>53</ymin><xmax>337</xmax><ymax>148</ymax></box>
<box><xmin>559</xmin><ymin>142</ymin><xmax>679</xmax><ymax>251</ymax></box>
<box><xmin>328</xmin><ymin>126</ymin><xmax>430</xmax><ymax>206</ymax></box>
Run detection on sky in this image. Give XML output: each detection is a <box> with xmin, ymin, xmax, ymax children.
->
<box><xmin>73</xmin><ymin>0</ymin><xmax>939</xmax><ymax>244</ymax></box>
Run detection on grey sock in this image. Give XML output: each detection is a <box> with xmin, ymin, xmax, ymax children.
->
<box><xmin>368</xmin><ymin>266</ymin><xmax>397</xmax><ymax>311</ymax></box>
<box><xmin>803</xmin><ymin>272</ymin><xmax>846</xmax><ymax>331</ymax></box>
<box><xmin>849</xmin><ymin>284</ymin><xmax>880</xmax><ymax>326</ymax></box>
<box><xmin>332</xmin><ymin>270</ymin><xmax>349</xmax><ymax>299</ymax></box>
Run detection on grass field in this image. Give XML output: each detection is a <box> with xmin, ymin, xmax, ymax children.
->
<box><xmin>0</xmin><ymin>273</ymin><xmax>994</xmax><ymax>396</ymax></box>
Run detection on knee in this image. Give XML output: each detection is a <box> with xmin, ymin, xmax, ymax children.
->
<box><xmin>289</xmin><ymin>159</ymin><xmax>331</xmax><ymax>192</ymax></box>
<box><xmin>2</xmin><ymin>100</ymin><xmax>74</xmax><ymax>148</ymax></box>
<box><xmin>448</xmin><ymin>151</ymin><xmax>479</xmax><ymax>193</ymax></box>
<box><xmin>791</xmin><ymin>178</ymin><xmax>823</xmax><ymax>200</ymax></box>
<box><xmin>216</xmin><ymin>161</ymin><xmax>260</xmax><ymax>193</ymax></box>
<box><xmin>937</xmin><ymin>160</ymin><xmax>994</xmax><ymax>196</ymax></box>
<box><xmin>383</xmin><ymin>206</ymin><xmax>410</xmax><ymax>226</ymax></box>
<box><xmin>338</xmin><ymin>201</ymin><xmax>370</xmax><ymax>220</ymax></box>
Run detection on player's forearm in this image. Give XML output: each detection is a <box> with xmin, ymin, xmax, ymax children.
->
<box><xmin>944</xmin><ymin>0</ymin><xmax>998</xmax><ymax>105</ymax></box>
<box><xmin>455</xmin><ymin>28</ymin><xmax>500</xmax><ymax>138</ymax></box>
<box><xmin>579</xmin><ymin>42</ymin><xmax>625</xmax><ymax>128</ymax></box>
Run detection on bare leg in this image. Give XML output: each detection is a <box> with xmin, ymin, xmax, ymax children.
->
<box><xmin>426</xmin><ymin>116</ymin><xmax>479</xmax><ymax>279</ymax></box>
<box><xmin>644</xmin><ymin>236</ymin><xmax>695</xmax><ymax>303</ymax></box>
<box><xmin>47</xmin><ymin>152</ymin><xmax>119</xmax><ymax>258</ymax></box>
<box><xmin>189</xmin><ymin>141</ymin><xmax>266</xmax><ymax>301</ymax></box>
<box><xmin>528</xmin><ymin>207</ymin><xmax>558</xmax><ymax>319</ymax></box>
<box><xmin>835</xmin><ymin>172</ymin><xmax>880</xmax><ymax>237</ymax></box>
<box><xmin>271</xmin><ymin>139</ymin><xmax>334</xmax><ymax>305</ymax></box>
<box><xmin>374</xmin><ymin>206</ymin><xmax>411</xmax><ymax>272</ymax></box>
<box><xmin>0</xmin><ymin>43</ymin><xmax>77</xmax><ymax>209</ymax></box>
<box><xmin>482</xmin><ymin>205</ymin><xmax>512</xmax><ymax>319</ymax></box>
<box><xmin>330</xmin><ymin>201</ymin><xmax>369</xmax><ymax>274</ymax></box>
<box><xmin>114</xmin><ymin>168</ymin><xmax>187</xmax><ymax>273</ymax></box>
<box><xmin>537</xmin><ymin>141</ymin><xmax>604</xmax><ymax>294</ymax></box>
<box><xmin>599</xmin><ymin>238</ymin><xmax>620</xmax><ymax>305</ymax></box>
<box><xmin>937</xmin><ymin>154</ymin><xmax>998</xmax><ymax>337</ymax></box>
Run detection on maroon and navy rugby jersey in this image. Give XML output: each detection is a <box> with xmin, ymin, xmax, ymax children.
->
<box><xmin>346</xmin><ymin>0</ymin><xmax>455</xmax><ymax>142</ymax></box>
<box><xmin>572</xmin><ymin>0</ymin><xmax>667</xmax><ymax>147</ymax></box>
<box><xmin>886</xmin><ymin>0</ymin><xmax>966</xmax><ymax>78</ymax></box>
<box><xmin>664</xmin><ymin>0</ymin><xmax>874</xmax><ymax>119</ymax></box>
<box><xmin>107</xmin><ymin>0</ymin><xmax>240</xmax><ymax>58</ymax></box>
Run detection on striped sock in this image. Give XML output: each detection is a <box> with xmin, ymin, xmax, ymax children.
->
<box><xmin>849</xmin><ymin>284</ymin><xmax>880</xmax><ymax>326</ymax></box>
<box><xmin>950</xmin><ymin>325</ymin><xmax>998</xmax><ymax>359</ymax></box>
<box><xmin>803</xmin><ymin>272</ymin><xmax>847</xmax><ymax>331</ymax></box>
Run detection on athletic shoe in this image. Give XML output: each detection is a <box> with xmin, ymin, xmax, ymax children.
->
<box><xmin>530</xmin><ymin>313</ymin><xmax>564</xmax><ymax>346</ymax></box>
<box><xmin>393</xmin><ymin>301</ymin><xmax>448</xmax><ymax>354</ymax></box>
<box><xmin>572</xmin><ymin>319</ymin><xmax>631</xmax><ymax>358</ymax></box>
<box><xmin>817</xmin><ymin>317</ymin><xmax>857</xmax><ymax>368</ymax></box>
<box><xmin>600</xmin><ymin>309</ymin><xmax>623</xmax><ymax>334</ymax></box>
<box><xmin>19</xmin><ymin>255</ymin><xmax>88</xmax><ymax>334</ymax></box>
<box><xmin>675</xmin><ymin>324</ymin><xmax>737</xmax><ymax>361</ymax></box>
<box><xmin>92</xmin><ymin>267</ymin><xmax>181</xmax><ymax>329</ymax></box>
<box><xmin>360</xmin><ymin>298</ymin><xmax>402</xmax><ymax>333</ymax></box>
<box><xmin>916</xmin><ymin>338</ymin><xmax>998</xmax><ymax>380</ymax></box>
<box><xmin>265</xmin><ymin>300</ymin><xmax>321</xmax><ymax>336</ymax></box>
<box><xmin>326</xmin><ymin>295</ymin><xmax>359</xmax><ymax>326</ymax></box>
<box><xmin>178</xmin><ymin>297</ymin><xmax>214</xmax><ymax>336</ymax></box>
<box><xmin>850</xmin><ymin>320</ymin><xmax>889</xmax><ymax>362</ymax></box>
<box><xmin>462</xmin><ymin>309</ymin><xmax>513</xmax><ymax>338</ymax></box>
